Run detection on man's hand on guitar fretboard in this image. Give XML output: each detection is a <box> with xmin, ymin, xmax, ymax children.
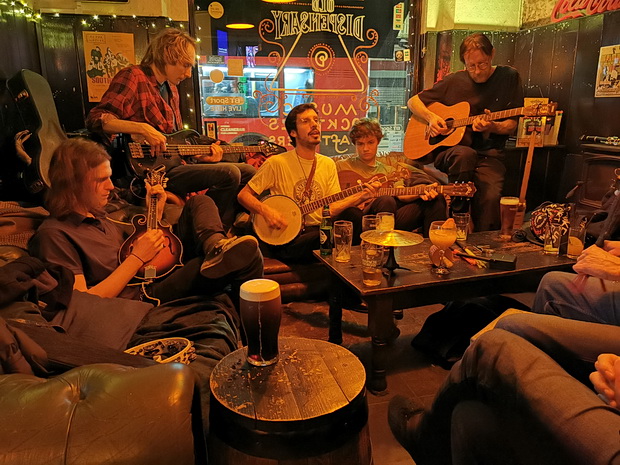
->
<box><xmin>192</xmin><ymin>140</ymin><xmax>223</xmax><ymax>163</ymax></box>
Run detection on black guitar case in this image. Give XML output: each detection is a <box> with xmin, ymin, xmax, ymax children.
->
<box><xmin>7</xmin><ymin>69</ymin><xmax>67</xmax><ymax>193</ymax></box>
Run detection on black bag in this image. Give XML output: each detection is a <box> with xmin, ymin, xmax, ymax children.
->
<box><xmin>411</xmin><ymin>295</ymin><xmax>530</xmax><ymax>368</ymax></box>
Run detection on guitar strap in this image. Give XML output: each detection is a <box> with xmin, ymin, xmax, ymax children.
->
<box><xmin>301</xmin><ymin>156</ymin><xmax>318</xmax><ymax>203</ymax></box>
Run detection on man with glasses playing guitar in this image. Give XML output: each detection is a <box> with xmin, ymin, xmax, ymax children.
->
<box><xmin>238</xmin><ymin>103</ymin><xmax>381</xmax><ymax>261</ymax></box>
<box><xmin>406</xmin><ymin>32</ymin><xmax>523</xmax><ymax>232</ymax></box>
<box><xmin>86</xmin><ymin>28</ymin><xmax>255</xmax><ymax>230</ymax></box>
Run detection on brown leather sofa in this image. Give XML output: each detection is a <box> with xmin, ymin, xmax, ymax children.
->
<box><xmin>0</xmin><ymin>361</ymin><xmax>205</xmax><ymax>465</ymax></box>
<box><xmin>0</xmin><ymin>313</ymin><xmax>207</xmax><ymax>465</ymax></box>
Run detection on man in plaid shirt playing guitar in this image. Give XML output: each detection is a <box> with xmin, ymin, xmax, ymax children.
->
<box><xmin>86</xmin><ymin>28</ymin><xmax>254</xmax><ymax>230</ymax></box>
<box><xmin>407</xmin><ymin>33</ymin><xmax>523</xmax><ymax>232</ymax></box>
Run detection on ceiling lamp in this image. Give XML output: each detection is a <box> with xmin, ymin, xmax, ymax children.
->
<box><xmin>226</xmin><ymin>20</ymin><xmax>255</xmax><ymax>29</ymax></box>
<box><xmin>225</xmin><ymin>0</ymin><xmax>256</xmax><ymax>29</ymax></box>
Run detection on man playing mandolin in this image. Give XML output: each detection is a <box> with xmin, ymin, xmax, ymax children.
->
<box><xmin>86</xmin><ymin>28</ymin><xmax>254</xmax><ymax>230</ymax></box>
<box><xmin>335</xmin><ymin>118</ymin><xmax>446</xmax><ymax>237</ymax></box>
<box><xmin>30</xmin><ymin>138</ymin><xmax>263</xmax><ymax>306</ymax></box>
<box><xmin>238</xmin><ymin>103</ymin><xmax>381</xmax><ymax>261</ymax></box>
<box><xmin>407</xmin><ymin>32</ymin><xmax>523</xmax><ymax>231</ymax></box>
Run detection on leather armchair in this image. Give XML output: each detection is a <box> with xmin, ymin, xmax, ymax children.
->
<box><xmin>0</xmin><ymin>362</ymin><xmax>205</xmax><ymax>465</ymax></box>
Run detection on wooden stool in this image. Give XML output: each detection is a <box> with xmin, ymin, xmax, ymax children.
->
<box><xmin>209</xmin><ymin>337</ymin><xmax>372</xmax><ymax>465</ymax></box>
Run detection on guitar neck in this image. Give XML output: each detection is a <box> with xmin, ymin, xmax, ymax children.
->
<box><xmin>299</xmin><ymin>184</ymin><xmax>366</xmax><ymax>215</ymax></box>
<box><xmin>451</xmin><ymin>107</ymin><xmax>525</xmax><ymax>129</ymax></box>
<box><xmin>378</xmin><ymin>185</ymin><xmax>458</xmax><ymax>197</ymax></box>
<box><xmin>129</xmin><ymin>143</ymin><xmax>263</xmax><ymax>158</ymax></box>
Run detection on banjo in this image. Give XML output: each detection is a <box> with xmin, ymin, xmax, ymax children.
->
<box><xmin>253</xmin><ymin>175</ymin><xmax>385</xmax><ymax>246</ymax></box>
<box><xmin>253</xmin><ymin>178</ymin><xmax>476</xmax><ymax>246</ymax></box>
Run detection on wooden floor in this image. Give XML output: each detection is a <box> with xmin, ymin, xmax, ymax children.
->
<box><xmin>279</xmin><ymin>299</ymin><xmax>448</xmax><ymax>465</ymax></box>
<box><xmin>279</xmin><ymin>292</ymin><xmax>535</xmax><ymax>465</ymax></box>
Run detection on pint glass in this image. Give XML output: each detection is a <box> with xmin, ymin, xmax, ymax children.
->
<box><xmin>240</xmin><ymin>279</ymin><xmax>282</xmax><ymax>366</ymax></box>
<box><xmin>499</xmin><ymin>197</ymin><xmax>519</xmax><ymax>239</ymax></box>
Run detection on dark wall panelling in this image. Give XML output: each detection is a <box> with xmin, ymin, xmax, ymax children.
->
<box><xmin>548</xmin><ymin>21</ymin><xmax>577</xmax><ymax>144</ymax></box>
<box><xmin>39</xmin><ymin>17</ymin><xmax>85</xmax><ymax>133</ymax></box>
<box><xmin>0</xmin><ymin>5</ymin><xmax>41</xmax><ymax>200</ymax></box>
<box><xmin>593</xmin><ymin>12</ymin><xmax>620</xmax><ymax>140</ymax></box>
<box><xmin>490</xmin><ymin>31</ymin><xmax>517</xmax><ymax>68</ymax></box>
<box><xmin>566</xmin><ymin>14</ymin><xmax>603</xmax><ymax>152</ymax></box>
<box><xmin>526</xmin><ymin>28</ymin><xmax>554</xmax><ymax>99</ymax></box>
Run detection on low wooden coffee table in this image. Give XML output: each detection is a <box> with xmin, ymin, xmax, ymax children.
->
<box><xmin>314</xmin><ymin>231</ymin><xmax>575</xmax><ymax>394</ymax></box>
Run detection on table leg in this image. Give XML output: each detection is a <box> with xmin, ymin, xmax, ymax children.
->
<box><xmin>366</xmin><ymin>294</ymin><xmax>396</xmax><ymax>395</ymax></box>
<box><xmin>327</xmin><ymin>278</ymin><xmax>343</xmax><ymax>345</ymax></box>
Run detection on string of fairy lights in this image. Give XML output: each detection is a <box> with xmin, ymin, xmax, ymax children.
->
<box><xmin>0</xmin><ymin>0</ymin><xmax>196</xmax><ymax>128</ymax></box>
<box><xmin>0</xmin><ymin>0</ymin><xmax>188</xmax><ymax>30</ymax></box>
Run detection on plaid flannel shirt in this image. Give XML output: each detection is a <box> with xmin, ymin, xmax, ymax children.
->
<box><xmin>86</xmin><ymin>65</ymin><xmax>182</xmax><ymax>141</ymax></box>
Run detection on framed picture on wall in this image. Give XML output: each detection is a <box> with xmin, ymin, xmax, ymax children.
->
<box><xmin>595</xmin><ymin>44</ymin><xmax>620</xmax><ymax>98</ymax></box>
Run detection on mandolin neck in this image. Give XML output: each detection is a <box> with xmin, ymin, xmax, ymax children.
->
<box><xmin>147</xmin><ymin>196</ymin><xmax>159</xmax><ymax>230</ymax></box>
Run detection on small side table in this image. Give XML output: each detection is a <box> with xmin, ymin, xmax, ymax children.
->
<box><xmin>209</xmin><ymin>337</ymin><xmax>372</xmax><ymax>465</ymax></box>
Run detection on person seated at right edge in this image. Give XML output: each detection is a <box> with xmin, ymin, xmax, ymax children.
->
<box><xmin>237</xmin><ymin>103</ymin><xmax>381</xmax><ymax>262</ymax></box>
<box><xmin>388</xmin><ymin>311</ymin><xmax>620</xmax><ymax>465</ymax></box>
<box><xmin>530</xmin><ymin>239</ymin><xmax>620</xmax><ymax>326</ymax></box>
<box><xmin>335</xmin><ymin>118</ymin><xmax>446</xmax><ymax>238</ymax></box>
<box><xmin>86</xmin><ymin>28</ymin><xmax>255</xmax><ymax>230</ymax></box>
<box><xmin>408</xmin><ymin>32</ymin><xmax>523</xmax><ymax>231</ymax></box>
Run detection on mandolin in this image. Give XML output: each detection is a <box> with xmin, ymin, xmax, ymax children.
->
<box><xmin>118</xmin><ymin>166</ymin><xmax>183</xmax><ymax>280</ymax></box>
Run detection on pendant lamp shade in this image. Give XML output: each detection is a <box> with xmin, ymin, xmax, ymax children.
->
<box><xmin>225</xmin><ymin>0</ymin><xmax>256</xmax><ymax>29</ymax></box>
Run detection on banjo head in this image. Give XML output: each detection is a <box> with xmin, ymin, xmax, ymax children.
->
<box><xmin>253</xmin><ymin>195</ymin><xmax>303</xmax><ymax>246</ymax></box>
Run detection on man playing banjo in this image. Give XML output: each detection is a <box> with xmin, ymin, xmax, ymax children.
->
<box><xmin>238</xmin><ymin>103</ymin><xmax>381</xmax><ymax>261</ymax></box>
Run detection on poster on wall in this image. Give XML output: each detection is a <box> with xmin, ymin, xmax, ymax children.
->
<box><xmin>595</xmin><ymin>45</ymin><xmax>620</xmax><ymax>98</ymax></box>
<box><xmin>83</xmin><ymin>31</ymin><xmax>135</xmax><ymax>102</ymax></box>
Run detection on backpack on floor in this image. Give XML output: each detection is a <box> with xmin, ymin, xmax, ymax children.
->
<box><xmin>411</xmin><ymin>295</ymin><xmax>530</xmax><ymax>368</ymax></box>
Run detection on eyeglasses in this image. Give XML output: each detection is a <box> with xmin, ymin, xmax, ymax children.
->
<box><xmin>298</xmin><ymin>117</ymin><xmax>323</xmax><ymax>126</ymax></box>
<box><xmin>466</xmin><ymin>62</ymin><xmax>490</xmax><ymax>72</ymax></box>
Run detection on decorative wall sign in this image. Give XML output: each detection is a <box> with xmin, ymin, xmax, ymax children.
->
<box><xmin>595</xmin><ymin>45</ymin><xmax>620</xmax><ymax>98</ymax></box>
<box><xmin>83</xmin><ymin>31</ymin><xmax>134</xmax><ymax>102</ymax></box>
<box><xmin>551</xmin><ymin>0</ymin><xmax>620</xmax><ymax>23</ymax></box>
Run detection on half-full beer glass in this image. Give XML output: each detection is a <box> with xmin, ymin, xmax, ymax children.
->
<box><xmin>240</xmin><ymin>279</ymin><xmax>282</xmax><ymax>366</ymax></box>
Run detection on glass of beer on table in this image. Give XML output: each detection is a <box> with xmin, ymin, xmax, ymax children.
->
<box><xmin>499</xmin><ymin>196</ymin><xmax>520</xmax><ymax>239</ymax></box>
<box><xmin>240</xmin><ymin>279</ymin><xmax>282</xmax><ymax>366</ymax></box>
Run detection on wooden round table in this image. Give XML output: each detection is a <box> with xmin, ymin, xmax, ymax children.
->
<box><xmin>209</xmin><ymin>337</ymin><xmax>371</xmax><ymax>465</ymax></box>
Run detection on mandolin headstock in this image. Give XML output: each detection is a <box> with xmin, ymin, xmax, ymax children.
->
<box><xmin>145</xmin><ymin>165</ymin><xmax>168</xmax><ymax>189</ymax></box>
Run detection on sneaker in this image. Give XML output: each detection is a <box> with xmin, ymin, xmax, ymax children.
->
<box><xmin>387</xmin><ymin>395</ymin><xmax>426</xmax><ymax>454</ymax></box>
<box><xmin>201</xmin><ymin>235</ymin><xmax>259</xmax><ymax>279</ymax></box>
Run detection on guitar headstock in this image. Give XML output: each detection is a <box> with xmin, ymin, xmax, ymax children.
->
<box><xmin>523</xmin><ymin>102</ymin><xmax>558</xmax><ymax>117</ymax></box>
<box><xmin>145</xmin><ymin>165</ymin><xmax>168</xmax><ymax>189</ymax></box>
<box><xmin>444</xmin><ymin>182</ymin><xmax>477</xmax><ymax>198</ymax></box>
<box><xmin>256</xmin><ymin>140</ymin><xmax>287</xmax><ymax>156</ymax></box>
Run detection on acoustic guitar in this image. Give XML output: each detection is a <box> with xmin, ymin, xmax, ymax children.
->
<box><xmin>122</xmin><ymin>129</ymin><xmax>286</xmax><ymax>177</ymax></box>
<box><xmin>337</xmin><ymin>169</ymin><xmax>477</xmax><ymax>198</ymax></box>
<box><xmin>403</xmin><ymin>101</ymin><xmax>558</xmax><ymax>160</ymax></box>
<box><xmin>118</xmin><ymin>166</ymin><xmax>183</xmax><ymax>280</ymax></box>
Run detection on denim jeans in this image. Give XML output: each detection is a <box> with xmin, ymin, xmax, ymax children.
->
<box><xmin>150</xmin><ymin>195</ymin><xmax>263</xmax><ymax>305</ymax></box>
<box><xmin>413</xmin><ymin>314</ymin><xmax>620</xmax><ymax>465</ymax></box>
<box><xmin>165</xmin><ymin>161</ymin><xmax>256</xmax><ymax>229</ymax></box>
